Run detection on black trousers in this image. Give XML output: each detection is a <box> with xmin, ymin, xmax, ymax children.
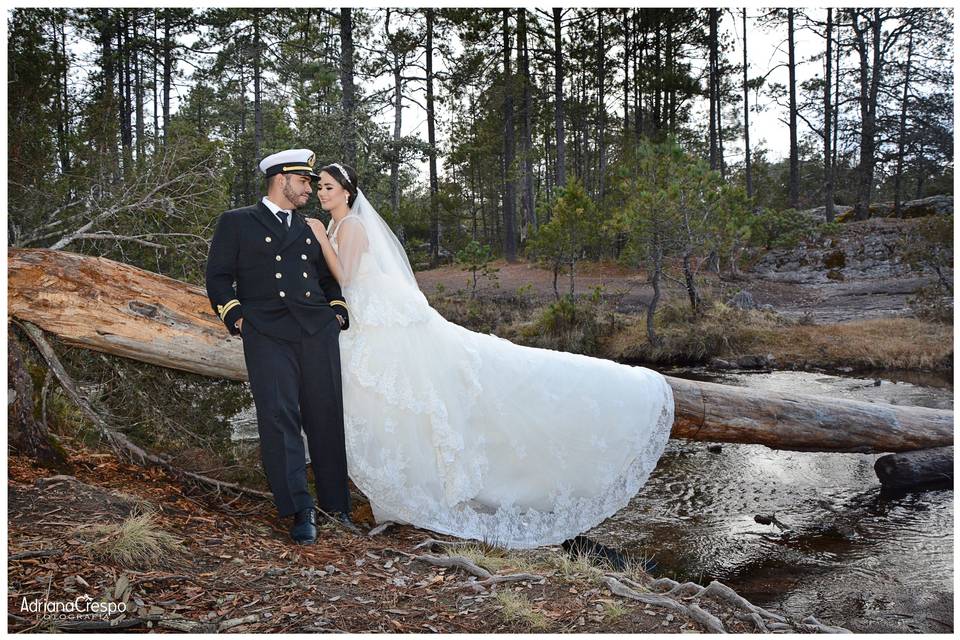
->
<box><xmin>240</xmin><ymin>313</ymin><xmax>350</xmax><ymax>517</ymax></box>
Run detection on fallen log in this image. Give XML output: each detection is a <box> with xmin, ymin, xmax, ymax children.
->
<box><xmin>874</xmin><ymin>446</ymin><xmax>954</xmax><ymax>488</ymax></box>
<box><xmin>8</xmin><ymin>248</ymin><xmax>954</xmax><ymax>454</ymax></box>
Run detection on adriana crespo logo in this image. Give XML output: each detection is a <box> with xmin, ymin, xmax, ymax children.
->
<box><xmin>20</xmin><ymin>594</ymin><xmax>128</xmax><ymax>621</ymax></box>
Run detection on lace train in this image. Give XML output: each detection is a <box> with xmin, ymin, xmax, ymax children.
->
<box><xmin>337</xmin><ymin>273</ymin><xmax>675</xmax><ymax>548</ymax></box>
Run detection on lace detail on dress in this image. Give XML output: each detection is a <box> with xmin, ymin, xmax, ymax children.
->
<box><xmin>332</xmin><ymin>224</ymin><xmax>676</xmax><ymax>548</ymax></box>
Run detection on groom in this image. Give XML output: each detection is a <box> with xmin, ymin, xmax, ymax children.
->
<box><xmin>205</xmin><ymin>148</ymin><xmax>353</xmax><ymax>545</ymax></box>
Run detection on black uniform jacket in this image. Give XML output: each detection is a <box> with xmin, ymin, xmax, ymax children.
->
<box><xmin>205</xmin><ymin>201</ymin><xmax>349</xmax><ymax>340</ymax></box>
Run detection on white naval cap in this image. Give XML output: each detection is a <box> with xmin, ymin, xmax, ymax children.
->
<box><xmin>258</xmin><ymin>149</ymin><xmax>319</xmax><ymax>178</ymax></box>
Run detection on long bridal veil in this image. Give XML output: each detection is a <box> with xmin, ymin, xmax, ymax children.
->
<box><xmin>331</xmin><ymin>188</ymin><xmax>675</xmax><ymax>548</ymax></box>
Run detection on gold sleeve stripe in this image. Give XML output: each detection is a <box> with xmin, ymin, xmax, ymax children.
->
<box><xmin>329</xmin><ymin>300</ymin><xmax>348</xmax><ymax>310</ymax></box>
<box><xmin>218</xmin><ymin>299</ymin><xmax>240</xmax><ymax>320</ymax></box>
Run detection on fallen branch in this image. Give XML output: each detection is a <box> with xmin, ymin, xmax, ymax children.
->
<box><xmin>411</xmin><ymin>553</ymin><xmax>492</xmax><ymax>580</ymax></box>
<box><xmin>458</xmin><ymin>571</ymin><xmax>547</xmax><ymax>593</ymax></box>
<box><xmin>9</xmin><ymin>549</ymin><xmax>63</xmax><ymax>561</ymax></box>
<box><xmin>218</xmin><ymin>614</ymin><xmax>260</xmax><ymax>632</ymax></box>
<box><xmin>16</xmin><ymin>320</ymin><xmax>273</xmax><ymax>505</ymax></box>
<box><xmin>413</xmin><ymin>537</ymin><xmax>467</xmax><ymax>551</ymax></box>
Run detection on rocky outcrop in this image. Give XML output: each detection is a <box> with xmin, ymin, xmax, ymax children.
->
<box><xmin>750</xmin><ymin>218</ymin><xmax>931</xmax><ymax>284</ymax></box>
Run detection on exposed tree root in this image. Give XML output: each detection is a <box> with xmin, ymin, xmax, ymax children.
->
<box><xmin>607</xmin><ymin>574</ymin><xmax>853</xmax><ymax>633</ymax></box>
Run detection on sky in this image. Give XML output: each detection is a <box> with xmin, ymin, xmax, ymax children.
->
<box><xmin>37</xmin><ymin>4</ymin><xmax>953</xmax><ymax>183</ymax></box>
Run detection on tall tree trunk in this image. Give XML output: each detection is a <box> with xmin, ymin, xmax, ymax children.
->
<box><xmin>708</xmin><ymin>9</ymin><xmax>718</xmax><ymax>170</ymax></box>
<box><xmin>646</xmin><ymin>241</ymin><xmax>663</xmax><ymax>347</ymax></box>
<box><xmin>339</xmin><ymin>8</ymin><xmax>356</xmax><ymax>166</ymax></box>
<box><xmin>634</xmin><ymin>11</ymin><xmax>643</xmax><ymax>142</ymax></box>
<box><xmin>597</xmin><ymin>11</ymin><xmax>607</xmax><ymax>202</ymax></box>
<box><xmin>162</xmin><ymin>11</ymin><xmax>171</xmax><ymax>142</ymax></box>
<box><xmin>119</xmin><ymin>11</ymin><xmax>133</xmax><ymax>173</ymax></box>
<box><xmin>666</xmin><ymin>17</ymin><xmax>676</xmax><ymax>133</ymax></box>
<box><xmin>852</xmin><ymin>9</ymin><xmax>882</xmax><ymax>221</ymax></box>
<box><xmin>788</xmin><ymin>8</ymin><xmax>799</xmax><ymax>209</ymax></box>
<box><xmin>425</xmin><ymin>9</ymin><xmax>440</xmax><ymax>265</ymax></box>
<box><xmin>742</xmin><ymin>9</ymin><xmax>752</xmax><ymax>199</ymax></box>
<box><xmin>152</xmin><ymin>10</ymin><xmax>159</xmax><ymax>150</ymax></box>
<box><xmin>99</xmin><ymin>9</ymin><xmax>118</xmax><ymax>181</ymax></box>
<box><xmin>253</xmin><ymin>11</ymin><xmax>264</xmax><ymax>202</ymax></box>
<box><xmin>832</xmin><ymin>21</ymin><xmax>841</xmax><ymax>193</ymax></box>
<box><xmin>502</xmin><ymin>9</ymin><xmax>518</xmax><ymax>262</ymax></box>
<box><xmin>385</xmin><ymin>9</ymin><xmax>403</xmax><ymax>228</ymax></box>
<box><xmin>552</xmin><ymin>8</ymin><xmax>566</xmax><ymax>191</ymax></box>
<box><xmin>238</xmin><ymin>52</ymin><xmax>248</xmax><ymax>205</ymax></box>
<box><xmin>682</xmin><ymin>250</ymin><xmax>702</xmax><ymax>314</ymax></box>
<box><xmin>893</xmin><ymin>28</ymin><xmax>914</xmax><ymax>218</ymax></box>
<box><xmin>823</xmin><ymin>8</ymin><xmax>834</xmax><ymax>222</ymax></box>
<box><xmin>133</xmin><ymin>12</ymin><xmax>144</xmax><ymax>163</ymax></box>
<box><xmin>519</xmin><ymin>10</ymin><xmax>536</xmax><ymax>235</ymax></box>
<box><xmin>715</xmin><ymin>36</ymin><xmax>724</xmax><ymax>178</ymax></box>
<box><xmin>53</xmin><ymin>13</ymin><xmax>71</xmax><ymax>176</ymax></box>
<box><xmin>653</xmin><ymin>17</ymin><xmax>661</xmax><ymax>134</ymax></box>
<box><xmin>622</xmin><ymin>9</ymin><xmax>630</xmax><ymax>138</ymax></box>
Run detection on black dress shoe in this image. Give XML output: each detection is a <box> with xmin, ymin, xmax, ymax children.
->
<box><xmin>290</xmin><ymin>507</ymin><xmax>317</xmax><ymax>545</ymax></box>
<box><xmin>330</xmin><ymin>511</ymin><xmax>360</xmax><ymax>533</ymax></box>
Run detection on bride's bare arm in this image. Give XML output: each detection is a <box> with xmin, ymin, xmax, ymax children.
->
<box><xmin>305</xmin><ymin>217</ymin><xmax>369</xmax><ymax>286</ymax></box>
<box><xmin>306</xmin><ymin>218</ymin><xmax>346</xmax><ymax>284</ymax></box>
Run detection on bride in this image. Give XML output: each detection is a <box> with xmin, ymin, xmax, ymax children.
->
<box><xmin>305</xmin><ymin>162</ymin><xmax>675</xmax><ymax>549</ymax></box>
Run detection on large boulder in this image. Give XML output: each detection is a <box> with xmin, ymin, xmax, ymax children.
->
<box><xmin>900</xmin><ymin>194</ymin><xmax>953</xmax><ymax>218</ymax></box>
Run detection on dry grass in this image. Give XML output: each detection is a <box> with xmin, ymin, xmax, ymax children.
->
<box><xmin>493</xmin><ymin>590</ymin><xmax>551</xmax><ymax>630</ymax></box>
<box><xmin>444</xmin><ymin>542</ymin><xmax>554</xmax><ymax>577</ymax></box>
<box><xmin>752</xmin><ymin>317</ymin><xmax>953</xmax><ymax>371</ymax></box>
<box><xmin>604</xmin><ymin>300</ymin><xmax>786</xmax><ymax>364</ymax></box>
<box><xmin>601</xmin><ymin>598</ymin><xmax>629</xmax><ymax>621</ymax></box>
<box><xmin>546</xmin><ymin>549</ymin><xmax>612</xmax><ymax>585</ymax></box>
<box><xmin>78</xmin><ymin>511</ymin><xmax>185</xmax><ymax>569</ymax></box>
<box><xmin>606</xmin><ymin>302</ymin><xmax>952</xmax><ymax>371</ymax></box>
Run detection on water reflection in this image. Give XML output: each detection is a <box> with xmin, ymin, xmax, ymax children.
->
<box><xmin>591</xmin><ymin>368</ymin><xmax>953</xmax><ymax>633</ymax></box>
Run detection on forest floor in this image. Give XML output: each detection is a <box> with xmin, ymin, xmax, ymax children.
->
<box><xmin>5</xmin><ymin>441</ymin><xmax>830</xmax><ymax>634</ymax></box>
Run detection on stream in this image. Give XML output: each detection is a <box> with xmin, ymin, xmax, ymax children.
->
<box><xmin>590</xmin><ymin>367</ymin><xmax>953</xmax><ymax>633</ymax></box>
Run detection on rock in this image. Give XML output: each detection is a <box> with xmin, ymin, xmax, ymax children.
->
<box><xmin>874</xmin><ymin>446</ymin><xmax>953</xmax><ymax>489</ymax></box>
<box><xmin>708</xmin><ymin>358</ymin><xmax>735</xmax><ymax>370</ymax></box>
<box><xmin>736</xmin><ymin>354</ymin><xmax>775</xmax><ymax>369</ymax></box>
<box><xmin>727</xmin><ymin>290</ymin><xmax>756</xmax><ymax>310</ymax></box>
<box><xmin>900</xmin><ymin>195</ymin><xmax>953</xmax><ymax>218</ymax></box>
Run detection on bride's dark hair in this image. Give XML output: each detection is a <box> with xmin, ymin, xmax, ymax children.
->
<box><xmin>320</xmin><ymin>163</ymin><xmax>359</xmax><ymax>207</ymax></box>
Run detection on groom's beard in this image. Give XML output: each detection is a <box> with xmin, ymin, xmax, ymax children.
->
<box><xmin>282</xmin><ymin>182</ymin><xmax>310</xmax><ymax>209</ymax></box>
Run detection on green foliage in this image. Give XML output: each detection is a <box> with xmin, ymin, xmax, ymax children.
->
<box><xmin>519</xmin><ymin>295</ymin><xmax>620</xmax><ymax>356</ymax></box>
<box><xmin>748</xmin><ymin>207</ymin><xmax>816</xmax><ymax>250</ymax></box>
<box><xmin>455</xmin><ymin>240</ymin><xmax>499</xmax><ymax>297</ymax></box>
<box><xmin>53</xmin><ymin>343</ymin><xmax>257</xmax><ymax>485</ymax></box>
<box><xmin>529</xmin><ymin>179</ymin><xmax>600</xmax><ymax>298</ymax></box>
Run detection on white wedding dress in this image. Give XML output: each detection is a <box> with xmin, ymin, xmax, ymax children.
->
<box><xmin>327</xmin><ymin>192</ymin><xmax>675</xmax><ymax>548</ymax></box>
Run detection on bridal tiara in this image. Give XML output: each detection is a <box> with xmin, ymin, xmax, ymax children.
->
<box><xmin>329</xmin><ymin>163</ymin><xmax>353</xmax><ymax>187</ymax></box>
